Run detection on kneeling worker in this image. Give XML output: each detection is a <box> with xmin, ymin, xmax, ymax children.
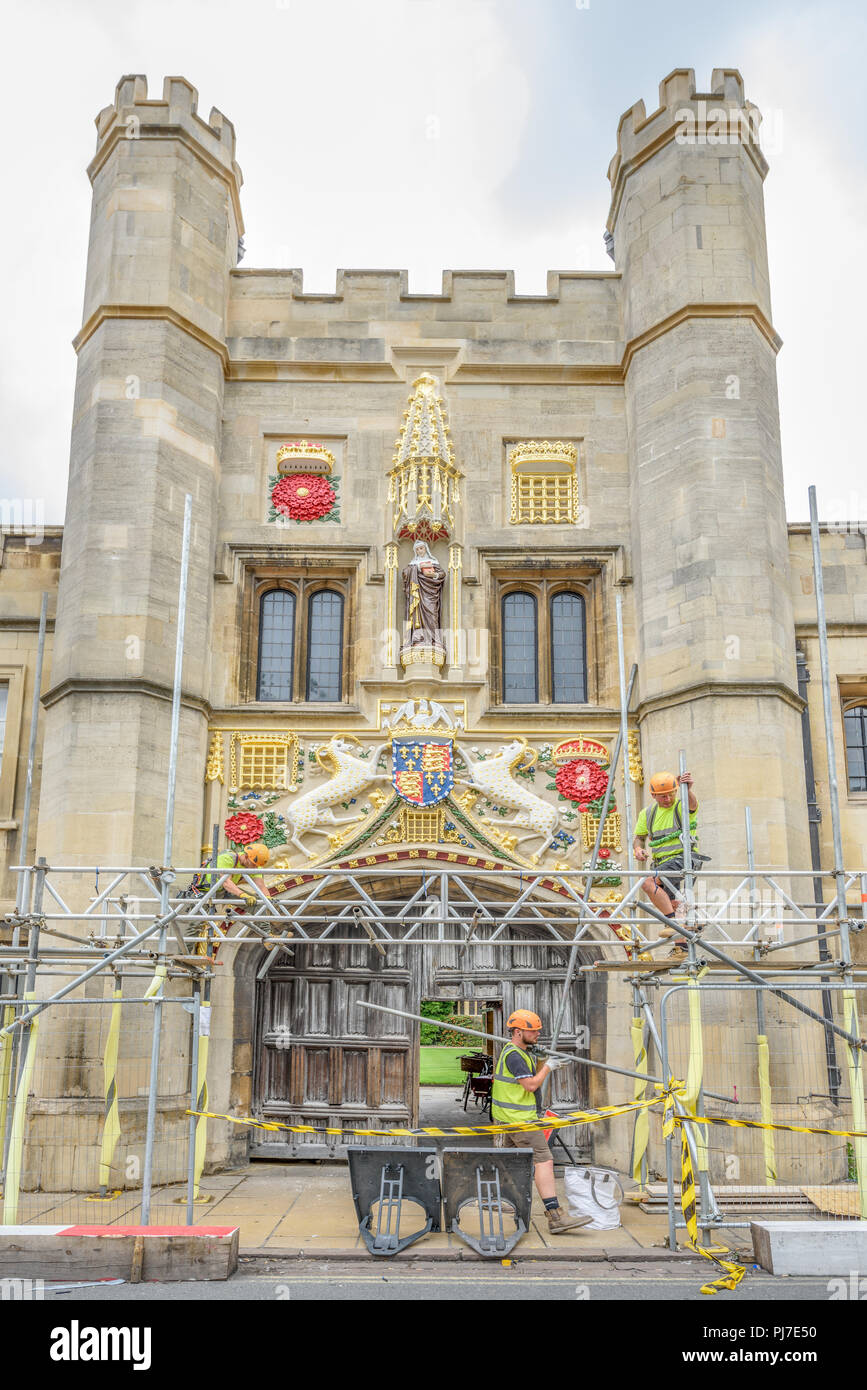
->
<box><xmin>215</xmin><ymin>842</ymin><xmax>271</xmax><ymax>905</ymax></box>
<box><xmin>492</xmin><ymin>1009</ymin><xmax>591</xmax><ymax>1234</ymax></box>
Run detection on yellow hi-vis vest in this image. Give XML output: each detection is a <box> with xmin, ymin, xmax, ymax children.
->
<box><xmin>491</xmin><ymin>1043</ymin><xmax>539</xmax><ymax>1124</ymax></box>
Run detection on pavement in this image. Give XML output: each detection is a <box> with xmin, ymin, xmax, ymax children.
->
<box><xmin>38</xmin><ymin>1263</ymin><xmax>836</xmax><ymax>1301</ymax></box>
<box><xmin>3</xmin><ymin>1086</ymin><xmax>734</xmax><ymax>1261</ymax></box>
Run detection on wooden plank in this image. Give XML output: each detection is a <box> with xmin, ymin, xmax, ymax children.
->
<box><xmin>0</xmin><ymin>1227</ymin><xmax>239</xmax><ymax>1281</ymax></box>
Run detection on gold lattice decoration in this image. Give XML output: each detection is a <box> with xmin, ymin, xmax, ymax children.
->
<box><xmin>402</xmin><ymin>807</ymin><xmax>445</xmax><ymax>843</ymax></box>
<box><xmin>509</xmin><ymin>441</ymin><xmax>579</xmax><ymax>524</ymax></box>
<box><xmin>379</xmin><ymin>805</ymin><xmax>445</xmax><ymax>845</ymax></box>
<box><xmin>229</xmin><ymin>732</ymin><xmax>300</xmax><ymax>791</ymax></box>
<box><xmin>580</xmin><ymin>811</ymin><xmax>622</xmax><ymax>852</ymax></box>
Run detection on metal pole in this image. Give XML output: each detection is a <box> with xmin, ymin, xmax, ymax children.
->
<box><xmin>809</xmin><ymin>487</ymin><xmax>849</xmax><ymax>962</ymax></box>
<box><xmin>548</xmin><ymin>663</ymin><xmax>638</xmax><ymax>1058</ymax></box>
<box><xmin>164</xmin><ymin>493</ymin><xmax>192</xmax><ymax>867</ymax></box>
<box><xmin>358</xmin><ymin>997</ymin><xmax>661</xmax><ymax>1087</ymax></box>
<box><xmin>142</xmin><ymin>494</ymin><xmax>192</xmax><ymax>1226</ymax></box>
<box><xmin>185</xmin><ymin>979</ymin><xmax>201</xmax><ymax>1224</ymax></box>
<box><xmin>615</xmin><ymin>591</ymin><xmax>636</xmax><ymax>939</ymax></box>
<box><xmin>746</xmin><ymin>809</ymin><xmax>766</xmax><ymax>1034</ymax></box>
<box><xmin>2</xmin><ymin>859</ymin><xmax>46</xmax><ymax>1223</ymax></box>
<box><xmin>15</xmin><ymin>593</ymin><xmax>48</xmax><ymax>914</ymax></box>
<box><xmin>676</xmin><ymin>750</ymin><xmax>718</xmax><ymax>1234</ymax></box>
<box><xmin>0</xmin><ymin>596</ymin><xmax>48</xmax><ymax>1176</ymax></box>
<box><xmin>809</xmin><ymin>484</ymin><xmax>867</xmax><ymax>1213</ymax></box>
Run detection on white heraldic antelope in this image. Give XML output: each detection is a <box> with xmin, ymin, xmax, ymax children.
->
<box><xmin>456</xmin><ymin>739</ymin><xmax>562</xmax><ymax>859</ymax></box>
<box><xmin>286</xmin><ymin>736</ymin><xmax>386</xmax><ymax>858</ymax></box>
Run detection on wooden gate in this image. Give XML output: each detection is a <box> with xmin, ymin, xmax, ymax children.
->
<box><xmin>252</xmin><ymin>935</ymin><xmax>421</xmax><ymax>1159</ymax></box>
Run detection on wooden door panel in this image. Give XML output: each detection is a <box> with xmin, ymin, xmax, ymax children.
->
<box><xmin>304</xmin><ymin>1048</ymin><xmax>331</xmax><ymax>1103</ymax></box>
<box><xmin>306</xmin><ymin>980</ymin><xmax>333</xmax><ymax>1035</ymax></box>
<box><xmin>342</xmin><ymin>1049</ymin><xmax>368</xmax><ymax>1104</ymax></box>
<box><xmin>253</xmin><ymin>942</ymin><xmax>420</xmax><ymax>1158</ymax></box>
<box><xmin>380</xmin><ymin>1050</ymin><xmax>409</xmax><ymax>1105</ymax></box>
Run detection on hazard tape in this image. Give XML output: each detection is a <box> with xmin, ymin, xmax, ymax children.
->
<box><xmin>678</xmin><ymin>1125</ymin><xmax>746</xmax><ymax>1295</ymax></box>
<box><xmin>185</xmin><ymin>1096</ymin><xmax>658</xmax><ymax>1140</ymax></box>
<box><xmin>675</xmin><ymin>1113</ymin><xmax>867</xmax><ymax>1140</ymax></box>
<box><xmin>188</xmin><ymin>1093</ymin><xmax>867</xmax><ymax>1143</ymax></box>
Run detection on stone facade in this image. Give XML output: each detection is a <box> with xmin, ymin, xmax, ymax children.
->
<box><xmin>1</xmin><ymin>70</ymin><xmax>866</xmax><ymax>1183</ymax></box>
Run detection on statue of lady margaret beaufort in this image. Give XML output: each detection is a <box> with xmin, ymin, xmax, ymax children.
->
<box><xmin>402</xmin><ymin>540</ymin><xmax>446</xmax><ymax>653</ymax></box>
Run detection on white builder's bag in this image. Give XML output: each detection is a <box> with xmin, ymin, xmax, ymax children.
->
<box><xmin>564</xmin><ymin>1166</ymin><xmax>624</xmax><ymax>1230</ymax></box>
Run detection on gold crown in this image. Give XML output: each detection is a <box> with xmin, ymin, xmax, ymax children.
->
<box><xmin>276</xmin><ymin>440</ymin><xmax>336</xmax><ymax>475</ymax></box>
<box><xmin>509</xmin><ymin>440</ymin><xmax>577</xmax><ymax>471</ymax></box>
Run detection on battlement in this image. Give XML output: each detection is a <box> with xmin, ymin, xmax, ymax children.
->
<box><xmin>230</xmin><ymin>266</ymin><xmax>619</xmax><ymax>304</ymax></box>
<box><xmin>608</xmin><ymin>67</ymin><xmax>767</xmax><ymax>196</ymax></box>
<box><xmin>91</xmin><ymin>74</ymin><xmax>243</xmax><ymax>188</ymax></box>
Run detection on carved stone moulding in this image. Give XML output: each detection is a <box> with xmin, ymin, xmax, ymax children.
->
<box><xmin>400</xmin><ymin>644</ymin><xmax>446</xmax><ymax>669</ymax></box>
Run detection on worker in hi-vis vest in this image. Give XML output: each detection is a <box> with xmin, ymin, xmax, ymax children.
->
<box><xmin>211</xmin><ymin>842</ymin><xmax>271</xmax><ymax>906</ymax></box>
<box><xmin>491</xmin><ymin>1009</ymin><xmax>591</xmax><ymax>1235</ymax></box>
<box><xmin>633</xmin><ymin>770</ymin><xmax>703</xmax><ymax>958</ymax></box>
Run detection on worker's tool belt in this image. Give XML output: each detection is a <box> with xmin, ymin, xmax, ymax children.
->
<box><xmin>651</xmin><ymin>852</ymin><xmax>711</xmax><ymax>875</ymax></box>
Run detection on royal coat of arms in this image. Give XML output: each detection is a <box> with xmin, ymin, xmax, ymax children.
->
<box><xmin>392</xmin><ymin>737</ymin><xmax>454</xmax><ymax>806</ymax></box>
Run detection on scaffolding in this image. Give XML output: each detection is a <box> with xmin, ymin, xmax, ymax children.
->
<box><xmin>1</xmin><ymin>486</ymin><xmax>866</xmax><ymax>1249</ymax></box>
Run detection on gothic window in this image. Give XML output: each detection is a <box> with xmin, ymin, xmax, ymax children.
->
<box><xmin>502</xmin><ymin>592</ymin><xmax>538</xmax><ymax>703</ymax></box>
<box><xmin>306</xmin><ymin>590</ymin><xmax>344</xmax><ymax>702</ymax></box>
<box><xmin>844</xmin><ymin>704</ymin><xmax>867</xmax><ymax>792</ymax></box>
<box><xmin>247</xmin><ymin>573</ymin><xmax>351</xmax><ymax>704</ymax></box>
<box><xmin>257</xmin><ymin>591</ymin><xmax>295</xmax><ymax>702</ymax></box>
<box><xmin>550</xmin><ymin>593</ymin><xmax>587</xmax><ymax>703</ymax></box>
<box><xmin>497</xmin><ymin>579</ymin><xmax>591</xmax><ymax>706</ymax></box>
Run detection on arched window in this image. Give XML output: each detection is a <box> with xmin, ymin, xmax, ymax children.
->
<box><xmin>844</xmin><ymin>705</ymin><xmax>867</xmax><ymax>792</ymax></box>
<box><xmin>551</xmin><ymin>592</ymin><xmax>587</xmax><ymax>704</ymax></box>
<box><xmin>306</xmin><ymin>590</ymin><xmax>344</xmax><ymax>702</ymax></box>
<box><xmin>502</xmin><ymin>592</ymin><xmax>538</xmax><ymax>703</ymax></box>
<box><xmin>257</xmin><ymin>590</ymin><xmax>295</xmax><ymax>701</ymax></box>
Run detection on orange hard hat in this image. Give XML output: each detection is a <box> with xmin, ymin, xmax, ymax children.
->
<box><xmin>649</xmin><ymin>771</ymin><xmax>677</xmax><ymax>796</ymax></box>
<box><xmin>244</xmin><ymin>842</ymin><xmax>270</xmax><ymax>868</ymax></box>
<box><xmin>507</xmin><ymin>1009</ymin><xmax>542</xmax><ymax>1031</ymax></box>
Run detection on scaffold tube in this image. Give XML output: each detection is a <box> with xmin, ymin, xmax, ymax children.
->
<box><xmin>2</xmin><ymin>993</ymin><xmax>39</xmax><ymax>1225</ymax></box>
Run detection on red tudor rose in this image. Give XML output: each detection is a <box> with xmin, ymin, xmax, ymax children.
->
<box><xmin>224</xmin><ymin>811</ymin><xmax>265</xmax><ymax>846</ymax></box>
<box><xmin>554</xmin><ymin>758</ymin><xmax>609</xmax><ymax>803</ymax></box>
<box><xmin>272</xmin><ymin>473</ymin><xmax>336</xmax><ymax>522</ymax></box>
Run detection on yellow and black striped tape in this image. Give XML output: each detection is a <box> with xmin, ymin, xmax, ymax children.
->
<box><xmin>675</xmin><ymin>1112</ymin><xmax>867</xmax><ymax>1140</ymax></box>
<box><xmin>185</xmin><ymin>1096</ymin><xmax>656</xmax><ymax>1139</ymax></box>
<box><xmin>678</xmin><ymin>1126</ymin><xmax>746</xmax><ymax>1295</ymax></box>
<box><xmin>187</xmin><ymin>1091</ymin><xmax>867</xmax><ymax>1144</ymax></box>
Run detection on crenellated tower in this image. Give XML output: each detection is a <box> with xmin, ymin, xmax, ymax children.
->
<box><xmin>37</xmin><ymin>76</ymin><xmax>243</xmax><ymax>864</ymax></box>
<box><xmin>609</xmin><ymin>69</ymin><xmax>808</xmax><ymax>866</ymax></box>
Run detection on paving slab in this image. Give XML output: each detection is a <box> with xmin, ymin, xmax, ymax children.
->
<box><xmin>4</xmin><ymin>1161</ymin><xmax>716</xmax><ymax>1261</ymax></box>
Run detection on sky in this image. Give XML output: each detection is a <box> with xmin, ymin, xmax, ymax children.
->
<box><xmin>1</xmin><ymin>0</ymin><xmax>865</xmax><ymax>524</ymax></box>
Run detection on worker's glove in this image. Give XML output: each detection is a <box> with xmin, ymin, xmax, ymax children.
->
<box><xmin>242</xmin><ymin>894</ymin><xmax>257</xmax><ymax>909</ymax></box>
<box><xmin>543</xmin><ymin>1056</ymin><xmax>565</xmax><ymax>1072</ymax></box>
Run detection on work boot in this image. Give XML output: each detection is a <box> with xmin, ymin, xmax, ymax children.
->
<box><xmin>667</xmin><ymin>943</ymin><xmax>688</xmax><ymax>960</ymax></box>
<box><xmin>545</xmin><ymin>1206</ymin><xmax>592</xmax><ymax>1234</ymax></box>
